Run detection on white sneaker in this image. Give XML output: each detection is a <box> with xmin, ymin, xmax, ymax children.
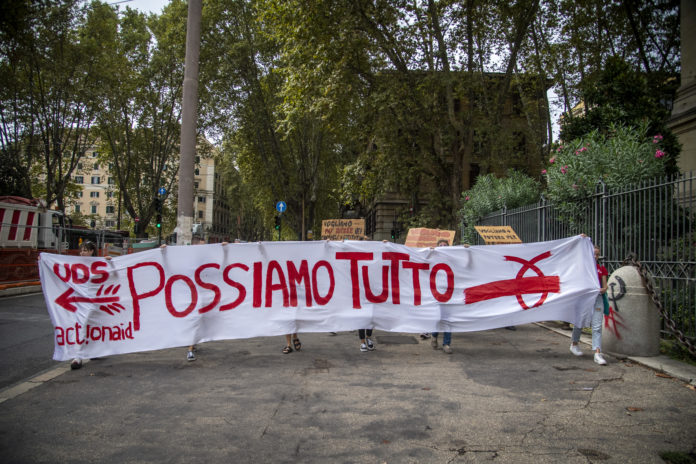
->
<box><xmin>187</xmin><ymin>350</ymin><xmax>196</xmax><ymax>361</ymax></box>
<box><xmin>366</xmin><ymin>339</ymin><xmax>375</xmax><ymax>351</ymax></box>
<box><xmin>442</xmin><ymin>345</ymin><xmax>453</xmax><ymax>354</ymax></box>
<box><xmin>594</xmin><ymin>352</ymin><xmax>607</xmax><ymax>365</ymax></box>
<box><xmin>570</xmin><ymin>344</ymin><xmax>583</xmax><ymax>356</ymax></box>
<box><xmin>360</xmin><ymin>343</ymin><xmax>368</xmax><ymax>352</ymax></box>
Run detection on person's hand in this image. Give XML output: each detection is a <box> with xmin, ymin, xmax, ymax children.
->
<box><xmin>104</xmin><ymin>255</ymin><xmax>112</xmax><ymax>261</ymax></box>
<box><xmin>221</xmin><ymin>242</ymin><xmax>229</xmax><ymax>246</ymax></box>
<box><xmin>462</xmin><ymin>244</ymin><xmax>470</xmax><ymax>248</ymax></box>
<box><xmin>160</xmin><ymin>244</ymin><xmax>167</xmax><ymax>249</ymax></box>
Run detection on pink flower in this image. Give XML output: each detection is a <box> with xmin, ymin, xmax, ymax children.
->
<box><xmin>541</xmin><ymin>169</ymin><xmax>547</xmax><ymax>174</ymax></box>
<box><xmin>465</xmin><ymin>196</ymin><xmax>470</xmax><ymax>201</ymax></box>
<box><xmin>556</xmin><ymin>147</ymin><xmax>561</xmax><ymax>153</ymax></box>
<box><xmin>579</xmin><ymin>146</ymin><xmax>587</xmax><ymax>152</ymax></box>
<box><xmin>560</xmin><ymin>165</ymin><xmax>568</xmax><ymax>174</ymax></box>
<box><xmin>655</xmin><ymin>150</ymin><xmax>665</xmax><ymax>159</ymax></box>
<box><xmin>574</xmin><ymin>150</ymin><xmax>579</xmax><ymax>155</ymax></box>
<box><xmin>653</xmin><ymin>134</ymin><xmax>663</xmax><ymax>143</ymax></box>
<box><xmin>549</xmin><ymin>157</ymin><xmax>556</xmax><ymax>164</ymax></box>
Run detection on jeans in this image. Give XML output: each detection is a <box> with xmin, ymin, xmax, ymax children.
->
<box><xmin>571</xmin><ymin>295</ymin><xmax>604</xmax><ymax>351</ymax></box>
<box><xmin>431</xmin><ymin>331</ymin><xmax>451</xmax><ymax>345</ymax></box>
<box><xmin>358</xmin><ymin>329</ymin><xmax>373</xmax><ymax>340</ymax></box>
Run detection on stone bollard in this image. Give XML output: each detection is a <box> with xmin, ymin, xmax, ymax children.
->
<box><xmin>602</xmin><ymin>266</ymin><xmax>661</xmax><ymax>357</ymax></box>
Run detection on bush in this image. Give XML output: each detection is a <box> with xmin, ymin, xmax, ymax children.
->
<box><xmin>545</xmin><ymin>121</ymin><xmax>667</xmax><ymax>204</ymax></box>
<box><xmin>459</xmin><ymin>170</ymin><xmax>541</xmax><ymax>243</ymax></box>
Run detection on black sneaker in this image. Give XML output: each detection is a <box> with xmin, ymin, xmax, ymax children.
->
<box><xmin>70</xmin><ymin>359</ymin><xmax>82</xmax><ymax>370</ymax></box>
<box><xmin>367</xmin><ymin>338</ymin><xmax>375</xmax><ymax>351</ymax></box>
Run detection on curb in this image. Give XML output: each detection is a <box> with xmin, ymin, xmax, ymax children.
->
<box><xmin>0</xmin><ymin>284</ymin><xmax>42</xmax><ymax>298</ymax></box>
<box><xmin>536</xmin><ymin>322</ymin><xmax>696</xmax><ymax>387</ymax></box>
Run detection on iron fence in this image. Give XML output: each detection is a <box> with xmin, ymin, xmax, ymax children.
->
<box><xmin>471</xmin><ymin>171</ymin><xmax>696</xmax><ymax>339</ymax></box>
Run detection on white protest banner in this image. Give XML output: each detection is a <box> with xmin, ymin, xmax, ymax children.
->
<box><xmin>39</xmin><ymin>236</ymin><xmax>598</xmax><ymax>361</ymax></box>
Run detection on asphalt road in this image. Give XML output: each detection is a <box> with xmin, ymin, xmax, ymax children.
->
<box><xmin>1</xmin><ymin>302</ymin><xmax>695</xmax><ymax>463</ymax></box>
<box><xmin>0</xmin><ymin>292</ymin><xmax>61</xmax><ymax>389</ymax></box>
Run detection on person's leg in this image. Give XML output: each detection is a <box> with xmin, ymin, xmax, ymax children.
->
<box><xmin>570</xmin><ymin>327</ymin><xmax>583</xmax><ymax>356</ymax></box>
<box><xmin>365</xmin><ymin>329</ymin><xmax>375</xmax><ymax>350</ymax></box>
<box><xmin>282</xmin><ymin>334</ymin><xmax>293</xmax><ymax>353</ymax></box>
<box><xmin>358</xmin><ymin>329</ymin><xmax>368</xmax><ymax>351</ymax></box>
<box><xmin>187</xmin><ymin>345</ymin><xmax>196</xmax><ymax>361</ymax></box>
<box><xmin>442</xmin><ymin>332</ymin><xmax>453</xmax><ymax>353</ymax></box>
<box><xmin>591</xmin><ymin>305</ymin><xmax>606</xmax><ymax>365</ymax></box>
<box><xmin>431</xmin><ymin>332</ymin><xmax>439</xmax><ymax>349</ymax></box>
<box><xmin>292</xmin><ymin>333</ymin><xmax>301</xmax><ymax>351</ymax></box>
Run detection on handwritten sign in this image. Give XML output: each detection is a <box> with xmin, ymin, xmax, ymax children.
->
<box><xmin>321</xmin><ymin>219</ymin><xmax>365</xmax><ymax>240</ymax></box>
<box><xmin>404</xmin><ymin>228</ymin><xmax>455</xmax><ymax>247</ymax></box>
<box><xmin>474</xmin><ymin>225</ymin><xmax>522</xmax><ymax>244</ymax></box>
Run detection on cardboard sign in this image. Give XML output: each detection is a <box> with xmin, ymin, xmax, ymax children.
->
<box><xmin>404</xmin><ymin>228</ymin><xmax>456</xmax><ymax>247</ymax></box>
<box><xmin>321</xmin><ymin>219</ymin><xmax>365</xmax><ymax>240</ymax></box>
<box><xmin>474</xmin><ymin>225</ymin><xmax>522</xmax><ymax>244</ymax></box>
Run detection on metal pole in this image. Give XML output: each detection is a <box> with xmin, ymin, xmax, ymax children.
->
<box><xmin>176</xmin><ymin>0</ymin><xmax>202</xmax><ymax>245</ymax></box>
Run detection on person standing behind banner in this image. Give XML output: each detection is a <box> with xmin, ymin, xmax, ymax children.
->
<box><xmin>358</xmin><ymin>328</ymin><xmax>375</xmax><ymax>352</ymax></box>
<box><xmin>569</xmin><ymin>244</ymin><xmax>609</xmax><ymax>365</ymax></box>
<box><xmin>161</xmin><ymin>236</ymin><xmax>223</xmax><ymax>362</ymax></box>
<box><xmin>431</xmin><ymin>238</ymin><xmax>454</xmax><ymax>354</ymax></box>
<box><xmin>71</xmin><ymin>240</ymin><xmax>111</xmax><ymax>369</ymax></box>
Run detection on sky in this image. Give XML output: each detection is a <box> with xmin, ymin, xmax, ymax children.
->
<box><xmin>110</xmin><ymin>0</ymin><xmax>171</xmax><ymax>14</ymax></box>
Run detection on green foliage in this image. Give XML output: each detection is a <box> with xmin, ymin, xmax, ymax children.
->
<box><xmin>545</xmin><ymin>122</ymin><xmax>667</xmax><ymax>205</ymax></box>
<box><xmin>459</xmin><ymin>170</ymin><xmax>541</xmax><ymax>243</ymax></box>
<box><xmin>560</xmin><ymin>57</ymin><xmax>681</xmax><ymax>173</ymax></box>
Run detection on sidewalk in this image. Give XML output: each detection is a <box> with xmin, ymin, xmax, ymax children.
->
<box><xmin>538</xmin><ymin>321</ymin><xmax>696</xmax><ymax>387</ymax></box>
<box><xmin>1</xmin><ymin>323</ymin><xmax>695</xmax><ymax>463</ymax></box>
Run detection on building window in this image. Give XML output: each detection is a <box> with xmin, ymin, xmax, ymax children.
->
<box><xmin>92</xmin><ymin>152</ymin><xmax>99</xmax><ymax>158</ymax></box>
<box><xmin>89</xmin><ymin>191</ymin><xmax>99</xmax><ymax>198</ymax></box>
<box><xmin>91</xmin><ymin>176</ymin><xmax>101</xmax><ymax>184</ymax></box>
<box><xmin>108</xmin><ymin>177</ymin><xmax>115</xmax><ymax>185</ymax></box>
<box><xmin>77</xmin><ymin>162</ymin><xmax>83</xmax><ymax>170</ymax></box>
<box><xmin>93</xmin><ymin>163</ymin><xmax>99</xmax><ymax>170</ymax></box>
<box><xmin>105</xmin><ymin>220</ymin><xmax>115</xmax><ymax>227</ymax></box>
<box><xmin>198</xmin><ymin>196</ymin><xmax>206</xmax><ymax>203</ymax></box>
<box><xmin>91</xmin><ymin>205</ymin><xmax>97</xmax><ymax>214</ymax></box>
<box><xmin>75</xmin><ymin>176</ymin><xmax>84</xmax><ymax>184</ymax></box>
<box><xmin>109</xmin><ymin>163</ymin><xmax>114</xmax><ymax>170</ymax></box>
<box><xmin>195</xmin><ymin>168</ymin><xmax>200</xmax><ymax>175</ymax></box>
<box><xmin>107</xmin><ymin>192</ymin><xmax>114</xmax><ymax>198</ymax></box>
<box><xmin>75</xmin><ymin>204</ymin><xmax>81</xmax><ymax>212</ymax></box>
<box><xmin>76</xmin><ymin>191</ymin><xmax>83</xmax><ymax>198</ymax></box>
<box><xmin>194</xmin><ymin>182</ymin><xmax>199</xmax><ymax>189</ymax></box>
<box><xmin>106</xmin><ymin>205</ymin><xmax>115</xmax><ymax>214</ymax></box>
<box><xmin>198</xmin><ymin>211</ymin><xmax>204</xmax><ymax>219</ymax></box>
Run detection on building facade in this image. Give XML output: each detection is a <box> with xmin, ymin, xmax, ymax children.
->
<box><xmin>66</xmin><ymin>148</ymin><xmax>231</xmax><ymax>241</ymax></box>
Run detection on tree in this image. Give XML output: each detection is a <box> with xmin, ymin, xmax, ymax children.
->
<box><xmin>0</xmin><ymin>0</ymin><xmax>106</xmax><ymax>209</ymax></box>
<box><xmin>203</xmin><ymin>0</ymin><xmax>345</xmax><ymax>240</ymax></box>
<box><xmin>559</xmin><ymin>56</ymin><xmax>680</xmax><ymax>173</ymax></box>
<box><xmin>260</xmin><ymin>0</ymin><xmax>548</xmax><ymax>230</ymax></box>
<box><xmin>95</xmin><ymin>2</ymin><xmax>187</xmax><ymax>236</ymax></box>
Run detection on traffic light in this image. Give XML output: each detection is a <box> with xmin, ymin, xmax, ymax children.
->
<box><xmin>274</xmin><ymin>216</ymin><xmax>281</xmax><ymax>230</ymax></box>
<box><xmin>156</xmin><ymin>214</ymin><xmax>162</xmax><ymax>228</ymax></box>
<box><xmin>391</xmin><ymin>229</ymin><xmax>396</xmax><ymax>240</ymax></box>
<box><xmin>154</xmin><ymin>198</ymin><xmax>162</xmax><ymax>213</ymax></box>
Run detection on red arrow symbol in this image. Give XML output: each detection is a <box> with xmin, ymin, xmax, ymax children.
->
<box><xmin>55</xmin><ymin>288</ymin><xmax>120</xmax><ymax>313</ymax></box>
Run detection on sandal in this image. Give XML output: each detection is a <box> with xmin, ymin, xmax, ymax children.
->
<box><xmin>292</xmin><ymin>338</ymin><xmax>302</xmax><ymax>351</ymax></box>
<box><xmin>282</xmin><ymin>346</ymin><xmax>293</xmax><ymax>354</ymax></box>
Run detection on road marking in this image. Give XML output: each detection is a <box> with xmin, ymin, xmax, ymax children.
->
<box><xmin>0</xmin><ymin>363</ymin><xmax>75</xmax><ymax>404</ymax></box>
